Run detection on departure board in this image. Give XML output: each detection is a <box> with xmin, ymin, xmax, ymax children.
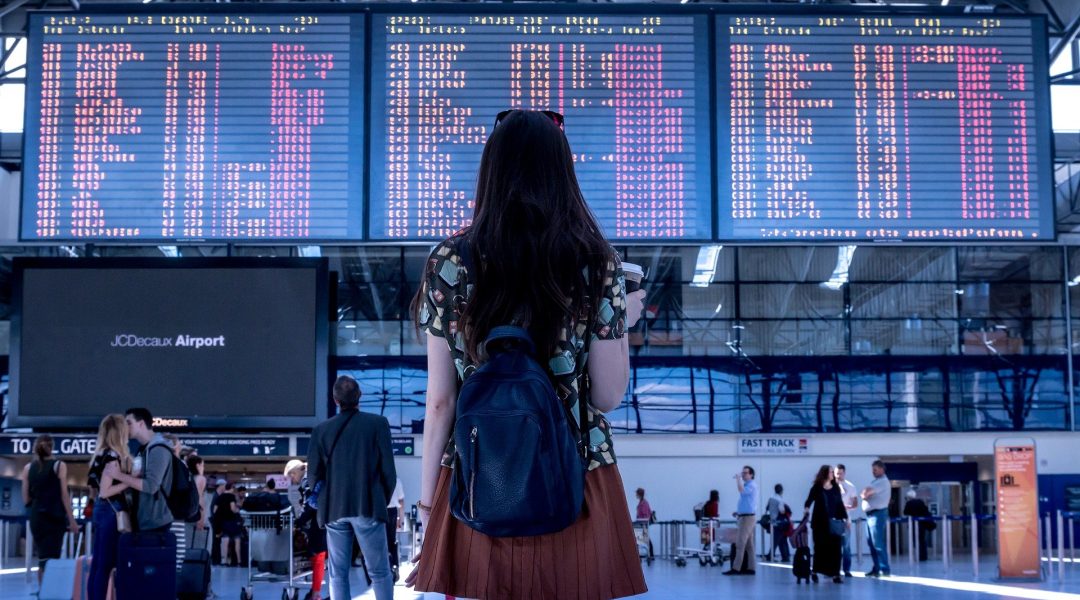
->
<box><xmin>717</xmin><ymin>15</ymin><xmax>1052</xmax><ymax>241</ymax></box>
<box><xmin>369</xmin><ymin>14</ymin><xmax>713</xmax><ymax>241</ymax></box>
<box><xmin>22</xmin><ymin>13</ymin><xmax>364</xmax><ymax>241</ymax></box>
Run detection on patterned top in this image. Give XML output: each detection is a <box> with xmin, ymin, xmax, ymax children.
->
<box><xmin>418</xmin><ymin>235</ymin><xmax>627</xmax><ymax>471</ymax></box>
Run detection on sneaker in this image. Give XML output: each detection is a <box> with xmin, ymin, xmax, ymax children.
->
<box><xmin>880</xmin><ymin>572</ymin><xmax>891</xmax><ymax>577</ymax></box>
<box><xmin>741</xmin><ymin>570</ymin><xmax>756</xmax><ymax>575</ymax></box>
<box><xmin>865</xmin><ymin>570</ymin><xmax>881</xmax><ymax>577</ymax></box>
<box><xmin>722</xmin><ymin>570</ymin><xmax>742</xmax><ymax>576</ymax></box>
<box><xmin>844</xmin><ymin>571</ymin><xmax>853</xmax><ymax>578</ymax></box>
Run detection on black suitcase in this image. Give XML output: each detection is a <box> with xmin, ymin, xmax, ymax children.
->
<box><xmin>178</xmin><ymin>547</ymin><xmax>211</xmax><ymax>600</ymax></box>
<box><xmin>116</xmin><ymin>531</ymin><xmax>178</xmax><ymax>600</ymax></box>
<box><xmin>792</xmin><ymin>547</ymin><xmax>812</xmax><ymax>583</ymax></box>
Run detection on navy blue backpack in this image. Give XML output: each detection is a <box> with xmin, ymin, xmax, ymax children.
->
<box><xmin>449</xmin><ymin>326</ymin><xmax>588</xmax><ymax>537</ymax></box>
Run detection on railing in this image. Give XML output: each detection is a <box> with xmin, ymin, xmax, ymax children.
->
<box><xmin>540</xmin><ymin>511</ymin><xmax>1080</xmax><ymax>583</ymax></box>
<box><xmin>884</xmin><ymin>514</ymin><xmax>1000</xmax><ymax>577</ymax></box>
<box><xmin>8</xmin><ymin>518</ymin><xmax>90</xmax><ymax>583</ymax></box>
<box><xmin>1043</xmin><ymin>510</ymin><xmax>1080</xmax><ymax>582</ymax></box>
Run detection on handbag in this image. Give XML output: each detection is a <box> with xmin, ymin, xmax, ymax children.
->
<box><xmin>828</xmin><ymin>518</ymin><xmax>846</xmax><ymax>537</ymax></box>
<box><xmin>108</xmin><ymin>499</ymin><xmax>132</xmax><ymax>533</ymax></box>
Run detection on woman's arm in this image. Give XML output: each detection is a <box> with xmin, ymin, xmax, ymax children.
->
<box><xmin>98</xmin><ymin>469</ymin><xmax>129</xmax><ymax>500</ymax></box>
<box><xmin>20</xmin><ymin>464</ymin><xmax>30</xmax><ymax>507</ymax></box>
<box><xmin>419</xmin><ymin>333</ymin><xmax>458</xmax><ymax>520</ymax></box>
<box><xmin>195</xmin><ymin>475</ymin><xmax>208</xmax><ymax>529</ymax></box>
<box><xmin>587</xmin><ymin>336</ymin><xmax>630</xmax><ymax>412</ymax></box>
<box><xmin>804</xmin><ymin>486</ymin><xmax>816</xmax><ymax>513</ymax></box>
<box><xmin>56</xmin><ymin>462</ymin><xmax>79</xmax><ymax>532</ymax></box>
<box><xmin>587</xmin><ymin>288</ymin><xmax>645</xmax><ymax>413</ymax></box>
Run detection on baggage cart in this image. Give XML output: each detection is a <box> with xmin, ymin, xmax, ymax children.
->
<box><xmin>239</xmin><ymin>508</ymin><xmax>311</xmax><ymax>600</ymax></box>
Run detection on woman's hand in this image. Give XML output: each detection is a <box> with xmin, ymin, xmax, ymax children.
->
<box><xmin>626</xmin><ymin>289</ymin><xmax>647</xmax><ymax>328</ymax></box>
<box><xmin>404</xmin><ymin>552</ymin><xmax>422</xmax><ymax>588</ymax></box>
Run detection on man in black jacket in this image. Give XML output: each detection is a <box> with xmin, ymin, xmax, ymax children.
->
<box><xmin>307</xmin><ymin>375</ymin><xmax>397</xmax><ymax>600</ymax></box>
<box><xmin>903</xmin><ymin>490</ymin><xmax>934</xmax><ymax>562</ymax></box>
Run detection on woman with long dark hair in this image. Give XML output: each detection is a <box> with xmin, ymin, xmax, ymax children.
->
<box><xmin>185</xmin><ymin>455</ymin><xmax>209</xmax><ymax>550</ymax></box>
<box><xmin>406</xmin><ymin>110</ymin><xmax>648</xmax><ymax>599</ymax></box>
<box><xmin>804</xmin><ymin>464</ymin><xmax>848</xmax><ymax>584</ymax></box>
<box><xmin>21</xmin><ymin>434</ymin><xmax>79</xmax><ymax>586</ymax></box>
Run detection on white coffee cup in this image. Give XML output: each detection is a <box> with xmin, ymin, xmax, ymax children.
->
<box><xmin>623</xmin><ymin>262</ymin><xmax>645</xmax><ymax>293</ymax></box>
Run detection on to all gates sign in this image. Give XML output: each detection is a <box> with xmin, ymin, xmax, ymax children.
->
<box><xmin>737</xmin><ymin>436</ymin><xmax>811</xmax><ymax>456</ymax></box>
<box><xmin>1</xmin><ymin>434</ymin><xmax>97</xmax><ymax>456</ymax></box>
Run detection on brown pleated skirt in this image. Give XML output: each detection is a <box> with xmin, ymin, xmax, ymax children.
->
<box><xmin>413</xmin><ymin>464</ymin><xmax>648</xmax><ymax>600</ymax></box>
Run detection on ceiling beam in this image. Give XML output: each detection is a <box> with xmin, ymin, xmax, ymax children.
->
<box><xmin>1051</xmin><ymin>11</ymin><xmax>1080</xmax><ymax>64</ymax></box>
<box><xmin>0</xmin><ymin>0</ymin><xmax>31</xmax><ymax>21</ymax></box>
<box><xmin>1037</xmin><ymin>0</ymin><xmax>1066</xmax><ymax>33</ymax></box>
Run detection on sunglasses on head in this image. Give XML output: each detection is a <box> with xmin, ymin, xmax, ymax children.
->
<box><xmin>495</xmin><ymin>109</ymin><xmax>564</xmax><ymax>130</ymax></box>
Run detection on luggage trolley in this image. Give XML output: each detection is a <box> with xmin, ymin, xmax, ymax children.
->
<box><xmin>632</xmin><ymin>520</ymin><xmax>654</xmax><ymax>565</ymax></box>
<box><xmin>239</xmin><ymin>507</ymin><xmax>310</xmax><ymax>600</ymax></box>
<box><xmin>674</xmin><ymin>518</ymin><xmax>732</xmax><ymax>567</ymax></box>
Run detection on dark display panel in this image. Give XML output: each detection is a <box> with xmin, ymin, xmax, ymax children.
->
<box><xmin>22</xmin><ymin>13</ymin><xmax>364</xmax><ymax>242</ymax></box>
<box><xmin>10</xmin><ymin>259</ymin><xmax>329</xmax><ymax>429</ymax></box>
<box><xmin>717</xmin><ymin>15</ymin><xmax>1053</xmax><ymax>241</ymax></box>
<box><xmin>369</xmin><ymin>13</ymin><xmax>713</xmax><ymax>241</ymax></box>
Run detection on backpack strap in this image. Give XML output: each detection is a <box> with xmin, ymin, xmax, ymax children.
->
<box><xmin>322</xmin><ymin>410</ymin><xmax>358</xmax><ymax>519</ymax></box>
<box><xmin>147</xmin><ymin>442</ymin><xmax>174</xmax><ymax>497</ymax></box>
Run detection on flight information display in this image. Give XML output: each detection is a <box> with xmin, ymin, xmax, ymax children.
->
<box><xmin>369</xmin><ymin>13</ymin><xmax>713</xmax><ymax>241</ymax></box>
<box><xmin>717</xmin><ymin>15</ymin><xmax>1052</xmax><ymax>241</ymax></box>
<box><xmin>22</xmin><ymin>12</ymin><xmax>364</xmax><ymax>241</ymax></box>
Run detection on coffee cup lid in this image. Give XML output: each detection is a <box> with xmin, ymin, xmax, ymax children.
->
<box><xmin>622</xmin><ymin>262</ymin><xmax>644</xmax><ymax>277</ymax></box>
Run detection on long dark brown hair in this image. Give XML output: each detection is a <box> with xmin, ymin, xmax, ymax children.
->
<box><xmin>33</xmin><ymin>434</ymin><xmax>54</xmax><ymax>466</ymax></box>
<box><xmin>412</xmin><ymin>110</ymin><xmax>611</xmax><ymax>362</ymax></box>
<box><xmin>813</xmin><ymin>465</ymin><xmax>834</xmax><ymax>488</ymax></box>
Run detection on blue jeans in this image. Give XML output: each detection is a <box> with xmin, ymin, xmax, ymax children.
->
<box><xmin>88</xmin><ymin>501</ymin><xmax>120</xmax><ymax>600</ymax></box>
<box><xmin>840</xmin><ymin>529</ymin><xmax>851</xmax><ymax>573</ymax></box>
<box><xmin>866</xmin><ymin>509</ymin><xmax>890</xmax><ymax>574</ymax></box>
<box><xmin>326</xmin><ymin>516</ymin><xmax>393</xmax><ymax>600</ymax></box>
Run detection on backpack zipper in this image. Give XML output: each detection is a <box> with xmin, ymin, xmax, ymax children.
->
<box><xmin>469</xmin><ymin>425</ymin><xmax>478</xmax><ymax>520</ymax></box>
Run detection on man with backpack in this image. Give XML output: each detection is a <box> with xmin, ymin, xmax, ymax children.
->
<box><xmin>307</xmin><ymin>376</ymin><xmax>396</xmax><ymax>600</ymax></box>
<box><xmin>106</xmin><ymin>407</ymin><xmax>197</xmax><ymax>598</ymax></box>
<box><xmin>765</xmin><ymin>484</ymin><xmax>791</xmax><ymax>562</ymax></box>
<box><xmin>108</xmin><ymin>408</ymin><xmax>176</xmax><ymax>534</ymax></box>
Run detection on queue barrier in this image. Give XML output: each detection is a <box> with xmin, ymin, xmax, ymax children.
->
<box><xmin>1043</xmin><ymin>510</ymin><xmax>1080</xmax><ymax>582</ymax></box>
<box><xmin>884</xmin><ymin>513</ymin><xmax>999</xmax><ymax>577</ymax></box>
<box><xmin>0</xmin><ymin>516</ymin><xmax>25</xmax><ymax>571</ymax></box>
<box><xmin>658</xmin><ymin>512</ymin><xmax>1049</xmax><ymax>580</ymax></box>
<box><xmin>654</xmin><ymin>520</ymin><xmax>693</xmax><ymax>561</ymax></box>
<box><xmin>11</xmin><ymin>518</ymin><xmax>91</xmax><ymax>583</ymax></box>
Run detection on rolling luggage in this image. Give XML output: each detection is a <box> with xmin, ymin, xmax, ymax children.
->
<box><xmin>115</xmin><ymin>530</ymin><xmax>177</xmax><ymax>600</ymax></box>
<box><xmin>792</xmin><ymin>547</ymin><xmax>812</xmax><ymax>584</ymax></box>
<box><xmin>177</xmin><ymin>547</ymin><xmax>211</xmax><ymax>600</ymax></box>
<box><xmin>74</xmin><ymin>554</ymin><xmax>92</xmax><ymax>600</ymax></box>
<box><xmin>39</xmin><ymin>532</ymin><xmax>84</xmax><ymax>600</ymax></box>
<box><xmin>39</xmin><ymin>558</ymin><xmax>78</xmax><ymax>600</ymax></box>
<box><xmin>789</xmin><ymin>516</ymin><xmax>812</xmax><ymax>584</ymax></box>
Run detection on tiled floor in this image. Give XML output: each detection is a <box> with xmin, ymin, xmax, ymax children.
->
<box><xmin>2</xmin><ymin>556</ymin><xmax>1079</xmax><ymax>599</ymax></box>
